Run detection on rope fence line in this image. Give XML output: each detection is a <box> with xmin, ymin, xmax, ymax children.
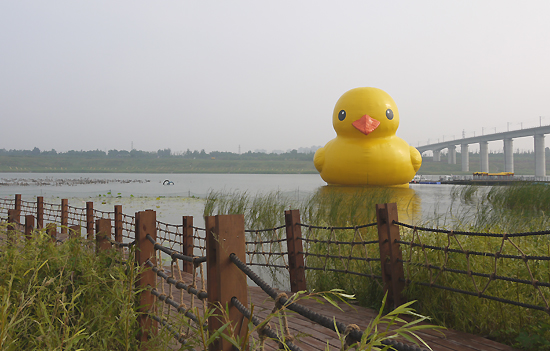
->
<box><xmin>394</xmin><ymin>220</ymin><xmax>550</xmax><ymax>238</ymax></box>
<box><xmin>298</xmin><ymin>219</ymin><xmax>383</xmax><ymax>291</ymax></box>
<box><xmin>245</xmin><ymin>226</ymin><xmax>290</xmax><ymax>279</ymax></box>
<box><xmin>230</xmin><ymin>296</ymin><xmax>304</xmax><ymax>351</ymax></box>
<box><xmin>148</xmin><ymin>313</ymin><xmax>194</xmax><ymax>348</ymax></box>
<box><xmin>137</xmin><ymin>213</ymin><xmax>210</xmax><ymax>348</ymax></box>
<box><xmin>298</xmin><ymin>222</ymin><xmax>377</xmax><ymax>230</ymax></box>
<box><xmin>229</xmin><ymin>253</ymin><xmax>426</xmax><ymax>351</ymax></box>
<box><xmin>3</xmin><ymin>194</ymin><xmax>550</xmax><ymax>349</ymax></box>
<box><xmin>392</xmin><ymin>220</ymin><xmax>550</xmax><ymax>315</ymax></box>
<box><xmin>146</xmin><ymin>234</ymin><xmax>207</xmax><ymax>265</ymax></box>
<box><xmin>145</xmin><ymin>260</ymin><xmax>208</xmax><ymax>300</ymax></box>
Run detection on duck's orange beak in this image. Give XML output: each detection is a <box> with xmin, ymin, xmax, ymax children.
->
<box><xmin>352</xmin><ymin>115</ymin><xmax>380</xmax><ymax>135</ymax></box>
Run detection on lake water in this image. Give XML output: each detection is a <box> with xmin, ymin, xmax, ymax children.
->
<box><xmin>0</xmin><ymin>172</ymin><xmax>481</xmax><ymax>290</ymax></box>
<box><xmin>0</xmin><ymin>172</ymin><xmax>473</xmax><ymax>228</ymax></box>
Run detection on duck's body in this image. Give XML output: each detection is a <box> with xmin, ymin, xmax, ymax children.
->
<box><xmin>314</xmin><ymin>87</ymin><xmax>421</xmax><ymax>187</ymax></box>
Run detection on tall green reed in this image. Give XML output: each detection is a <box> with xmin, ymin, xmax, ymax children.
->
<box><xmin>0</xmin><ymin>225</ymin><xmax>170</xmax><ymax>351</ymax></box>
<box><xmin>404</xmin><ymin>184</ymin><xmax>550</xmax><ymax>348</ymax></box>
<box><xmin>202</xmin><ymin>185</ymin><xmax>550</xmax><ymax>349</ymax></box>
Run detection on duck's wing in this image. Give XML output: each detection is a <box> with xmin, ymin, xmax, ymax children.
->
<box><xmin>313</xmin><ymin>147</ymin><xmax>325</xmax><ymax>173</ymax></box>
<box><xmin>410</xmin><ymin>146</ymin><xmax>422</xmax><ymax>173</ymax></box>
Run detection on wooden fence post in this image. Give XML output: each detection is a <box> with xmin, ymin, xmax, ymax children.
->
<box><xmin>135</xmin><ymin>210</ymin><xmax>158</xmax><ymax>343</ymax></box>
<box><xmin>182</xmin><ymin>215</ymin><xmax>194</xmax><ymax>273</ymax></box>
<box><xmin>86</xmin><ymin>202</ymin><xmax>94</xmax><ymax>240</ymax></box>
<box><xmin>114</xmin><ymin>205</ymin><xmax>123</xmax><ymax>249</ymax></box>
<box><xmin>285</xmin><ymin>209</ymin><xmax>307</xmax><ymax>292</ymax></box>
<box><xmin>206</xmin><ymin>214</ymin><xmax>248</xmax><ymax>351</ymax></box>
<box><xmin>69</xmin><ymin>225</ymin><xmax>81</xmax><ymax>239</ymax></box>
<box><xmin>376</xmin><ymin>203</ymin><xmax>406</xmax><ymax>309</ymax></box>
<box><xmin>7</xmin><ymin>209</ymin><xmax>20</xmax><ymax>245</ymax></box>
<box><xmin>15</xmin><ymin>194</ymin><xmax>21</xmax><ymax>212</ymax></box>
<box><xmin>46</xmin><ymin>223</ymin><xmax>57</xmax><ymax>242</ymax></box>
<box><xmin>36</xmin><ymin>196</ymin><xmax>44</xmax><ymax>229</ymax></box>
<box><xmin>95</xmin><ymin>218</ymin><xmax>112</xmax><ymax>253</ymax></box>
<box><xmin>25</xmin><ymin>215</ymin><xmax>34</xmax><ymax>241</ymax></box>
<box><xmin>61</xmin><ymin>199</ymin><xmax>68</xmax><ymax>236</ymax></box>
<box><xmin>7</xmin><ymin>209</ymin><xmax>20</xmax><ymax>224</ymax></box>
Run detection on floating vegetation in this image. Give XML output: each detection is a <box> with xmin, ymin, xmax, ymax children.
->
<box><xmin>0</xmin><ymin>177</ymin><xmax>150</xmax><ymax>187</ymax></box>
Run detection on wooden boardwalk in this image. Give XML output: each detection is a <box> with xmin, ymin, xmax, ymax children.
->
<box><xmin>159</xmin><ymin>271</ymin><xmax>518</xmax><ymax>351</ymax></box>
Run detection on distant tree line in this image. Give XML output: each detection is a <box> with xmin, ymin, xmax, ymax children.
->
<box><xmin>0</xmin><ymin>147</ymin><xmax>315</xmax><ymax>161</ymax></box>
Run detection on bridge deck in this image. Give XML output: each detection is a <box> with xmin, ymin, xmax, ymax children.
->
<box><xmin>160</xmin><ymin>271</ymin><xmax>517</xmax><ymax>351</ymax></box>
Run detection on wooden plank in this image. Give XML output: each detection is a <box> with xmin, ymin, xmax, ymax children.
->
<box><xmin>157</xmin><ymin>269</ymin><xmax>517</xmax><ymax>351</ymax></box>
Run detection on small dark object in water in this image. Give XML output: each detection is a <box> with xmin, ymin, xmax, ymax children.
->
<box><xmin>163</xmin><ymin>179</ymin><xmax>174</xmax><ymax>185</ymax></box>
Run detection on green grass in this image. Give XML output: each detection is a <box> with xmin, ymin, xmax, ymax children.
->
<box><xmin>203</xmin><ymin>186</ymin><xmax>550</xmax><ymax>350</ymax></box>
<box><xmin>0</xmin><ymin>156</ymin><xmax>317</xmax><ymax>174</ymax></box>
<box><xmin>0</xmin><ymin>229</ymin><xmax>153</xmax><ymax>350</ymax></box>
<box><xmin>0</xmin><ymin>224</ymin><xmax>440</xmax><ymax>351</ymax></box>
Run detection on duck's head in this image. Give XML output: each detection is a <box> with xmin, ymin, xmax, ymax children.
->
<box><xmin>332</xmin><ymin>87</ymin><xmax>399</xmax><ymax>139</ymax></box>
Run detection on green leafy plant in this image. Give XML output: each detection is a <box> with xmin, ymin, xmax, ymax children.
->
<box><xmin>0</xmin><ymin>225</ymin><xmax>169</xmax><ymax>350</ymax></box>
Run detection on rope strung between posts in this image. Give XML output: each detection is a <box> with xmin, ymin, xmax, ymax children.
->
<box><xmin>298</xmin><ymin>222</ymin><xmax>377</xmax><ymax>230</ymax></box>
<box><xmin>229</xmin><ymin>253</ymin><xmax>427</xmax><ymax>351</ymax></box>
<box><xmin>244</xmin><ymin>224</ymin><xmax>287</xmax><ymax>233</ymax></box>
<box><xmin>148</xmin><ymin>312</ymin><xmax>196</xmax><ymax>350</ymax></box>
<box><xmin>148</xmin><ymin>286</ymin><xmax>202</xmax><ymax>325</ymax></box>
<box><xmin>146</xmin><ymin>234</ymin><xmax>207</xmax><ymax>264</ymax></box>
<box><xmin>145</xmin><ymin>228</ymin><xmax>209</xmax><ymax>346</ymax></box>
<box><xmin>397</xmin><ymin>238</ymin><xmax>550</xmax><ymax>261</ymax></box>
<box><xmin>272</xmin><ymin>293</ymin><xmax>293</xmax><ymax>345</ymax></box>
<box><xmin>399</xmin><ymin>225</ymin><xmax>550</xmax><ymax>314</ymax></box>
<box><xmin>299</xmin><ymin>222</ymin><xmax>383</xmax><ymax>288</ymax></box>
<box><xmin>145</xmin><ymin>260</ymin><xmax>208</xmax><ymax>300</ymax></box>
<box><xmin>231</xmin><ymin>296</ymin><xmax>303</xmax><ymax>351</ymax></box>
<box><xmin>394</xmin><ymin>220</ymin><xmax>550</xmax><ymax>238</ymax></box>
<box><xmin>144</xmin><ymin>229</ymin><xmax>210</xmax><ymax>344</ymax></box>
<box><xmin>246</xmin><ymin>227</ymin><xmax>289</xmax><ymax>271</ymax></box>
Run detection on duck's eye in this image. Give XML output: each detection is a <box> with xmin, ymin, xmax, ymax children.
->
<box><xmin>338</xmin><ymin>110</ymin><xmax>346</xmax><ymax>121</ymax></box>
<box><xmin>386</xmin><ymin>109</ymin><xmax>394</xmax><ymax>120</ymax></box>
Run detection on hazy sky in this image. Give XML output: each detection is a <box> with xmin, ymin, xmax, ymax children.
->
<box><xmin>1</xmin><ymin>1</ymin><xmax>549</xmax><ymax>154</ymax></box>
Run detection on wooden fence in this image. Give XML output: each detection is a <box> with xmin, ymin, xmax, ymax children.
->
<box><xmin>2</xmin><ymin>194</ymin><xmax>549</xmax><ymax>350</ymax></box>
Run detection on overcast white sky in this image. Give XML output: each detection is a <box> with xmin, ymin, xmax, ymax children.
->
<box><xmin>1</xmin><ymin>1</ymin><xmax>549</xmax><ymax>154</ymax></box>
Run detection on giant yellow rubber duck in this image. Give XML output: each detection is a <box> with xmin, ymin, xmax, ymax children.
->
<box><xmin>314</xmin><ymin>87</ymin><xmax>421</xmax><ymax>187</ymax></box>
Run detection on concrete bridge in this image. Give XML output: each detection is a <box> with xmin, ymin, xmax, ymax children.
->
<box><xmin>417</xmin><ymin>125</ymin><xmax>550</xmax><ymax>177</ymax></box>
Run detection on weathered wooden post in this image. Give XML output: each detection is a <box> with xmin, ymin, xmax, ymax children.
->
<box><xmin>135</xmin><ymin>210</ymin><xmax>158</xmax><ymax>343</ymax></box>
<box><xmin>46</xmin><ymin>223</ymin><xmax>57</xmax><ymax>242</ymax></box>
<box><xmin>86</xmin><ymin>202</ymin><xmax>94</xmax><ymax>240</ymax></box>
<box><xmin>95</xmin><ymin>218</ymin><xmax>112</xmax><ymax>253</ymax></box>
<box><xmin>61</xmin><ymin>199</ymin><xmax>69</xmax><ymax>236</ymax></box>
<box><xmin>14</xmin><ymin>194</ymin><xmax>21</xmax><ymax>212</ymax></box>
<box><xmin>376</xmin><ymin>203</ymin><xmax>406</xmax><ymax>309</ymax></box>
<box><xmin>182</xmin><ymin>215</ymin><xmax>194</xmax><ymax>273</ymax></box>
<box><xmin>285</xmin><ymin>209</ymin><xmax>307</xmax><ymax>292</ymax></box>
<box><xmin>206</xmin><ymin>214</ymin><xmax>248</xmax><ymax>351</ymax></box>
<box><xmin>69</xmin><ymin>225</ymin><xmax>81</xmax><ymax>239</ymax></box>
<box><xmin>114</xmin><ymin>205</ymin><xmax>123</xmax><ymax>249</ymax></box>
<box><xmin>25</xmin><ymin>215</ymin><xmax>34</xmax><ymax>241</ymax></box>
<box><xmin>36</xmin><ymin>196</ymin><xmax>44</xmax><ymax>229</ymax></box>
<box><xmin>7</xmin><ymin>209</ymin><xmax>20</xmax><ymax>245</ymax></box>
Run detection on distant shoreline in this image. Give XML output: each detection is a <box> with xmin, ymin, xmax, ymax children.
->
<box><xmin>1</xmin><ymin>154</ymin><xmax>549</xmax><ymax>175</ymax></box>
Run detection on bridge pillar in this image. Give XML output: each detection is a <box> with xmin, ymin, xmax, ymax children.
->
<box><xmin>433</xmin><ymin>149</ymin><xmax>441</xmax><ymax>162</ymax></box>
<box><xmin>461</xmin><ymin>144</ymin><xmax>469</xmax><ymax>172</ymax></box>
<box><xmin>480</xmin><ymin>141</ymin><xmax>489</xmax><ymax>173</ymax></box>
<box><xmin>503</xmin><ymin>138</ymin><xmax>514</xmax><ymax>173</ymax></box>
<box><xmin>535</xmin><ymin>134</ymin><xmax>546</xmax><ymax>178</ymax></box>
<box><xmin>448</xmin><ymin>145</ymin><xmax>456</xmax><ymax>164</ymax></box>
